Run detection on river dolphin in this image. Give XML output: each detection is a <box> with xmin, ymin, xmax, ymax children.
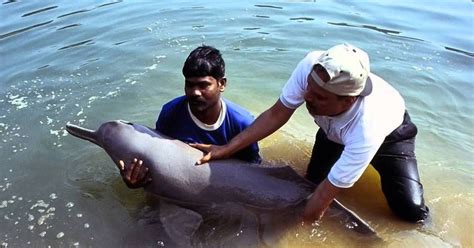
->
<box><xmin>65</xmin><ymin>120</ymin><xmax>377</xmax><ymax>237</ymax></box>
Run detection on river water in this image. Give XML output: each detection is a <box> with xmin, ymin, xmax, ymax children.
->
<box><xmin>1</xmin><ymin>0</ymin><xmax>473</xmax><ymax>247</ymax></box>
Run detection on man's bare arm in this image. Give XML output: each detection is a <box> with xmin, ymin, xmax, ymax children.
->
<box><xmin>303</xmin><ymin>178</ymin><xmax>343</xmax><ymax>223</ymax></box>
<box><xmin>192</xmin><ymin>99</ymin><xmax>295</xmax><ymax>164</ymax></box>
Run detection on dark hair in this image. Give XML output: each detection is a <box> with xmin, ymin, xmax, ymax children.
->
<box><xmin>182</xmin><ymin>45</ymin><xmax>225</xmax><ymax>80</ymax></box>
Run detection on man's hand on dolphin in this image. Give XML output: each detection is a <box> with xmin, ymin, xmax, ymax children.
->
<box><xmin>118</xmin><ymin>158</ymin><xmax>152</xmax><ymax>188</ymax></box>
<box><xmin>189</xmin><ymin>143</ymin><xmax>231</xmax><ymax>165</ymax></box>
<box><xmin>302</xmin><ymin>179</ymin><xmax>342</xmax><ymax>224</ymax></box>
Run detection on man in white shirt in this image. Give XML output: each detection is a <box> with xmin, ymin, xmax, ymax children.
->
<box><xmin>192</xmin><ymin>43</ymin><xmax>429</xmax><ymax>223</ymax></box>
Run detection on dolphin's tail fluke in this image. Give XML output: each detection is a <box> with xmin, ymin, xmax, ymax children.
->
<box><xmin>66</xmin><ymin>123</ymin><xmax>101</xmax><ymax>147</ymax></box>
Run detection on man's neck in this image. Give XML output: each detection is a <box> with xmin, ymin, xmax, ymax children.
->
<box><xmin>191</xmin><ymin>100</ymin><xmax>222</xmax><ymax>125</ymax></box>
<box><xmin>329</xmin><ymin>96</ymin><xmax>359</xmax><ymax>117</ymax></box>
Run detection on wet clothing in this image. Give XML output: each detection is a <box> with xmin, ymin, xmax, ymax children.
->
<box><xmin>280</xmin><ymin>51</ymin><xmax>429</xmax><ymax>221</ymax></box>
<box><xmin>281</xmin><ymin>51</ymin><xmax>406</xmax><ymax>188</ymax></box>
<box><xmin>306</xmin><ymin>112</ymin><xmax>429</xmax><ymax>221</ymax></box>
<box><xmin>156</xmin><ymin>96</ymin><xmax>261</xmax><ymax>163</ymax></box>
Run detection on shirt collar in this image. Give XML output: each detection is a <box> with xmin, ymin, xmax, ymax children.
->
<box><xmin>187</xmin><ymin>99</ymin><xmax>226</xmax><ymax>131</ymax></box>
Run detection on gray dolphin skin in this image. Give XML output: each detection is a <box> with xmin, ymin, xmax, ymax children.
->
<box><xmin>65</xmin><ymin>120</ymin><xmax>377</xmax><ymax>236</ymax></box>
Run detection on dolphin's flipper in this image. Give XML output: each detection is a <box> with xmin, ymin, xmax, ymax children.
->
<box><xmin>122</xmin><ymin>208</ymin><xmax>178</xmax><ymax>247</ymax></box>
<box><xmin>262</xmin><ymin>166</ymin><xmax>378</xmax><ymax>236</ymax></box>
<box><xmin>258</xmin><ymin>206</ymin><xmax>302</xmax><ymax>247</ymax></box>
<box><xmin>158</xmin><ymin>201</ymin><xmax>203</xmax><ymax>248</ymax></box>
<box><xmin>329</xmin><ymin>199</ymin><xmax>379</xmax><ymax>237</ymax></box>
<box><xmin>191</xmin><ymin>203</ymin><xmax>262</xmax><ymax>247</ymax></box>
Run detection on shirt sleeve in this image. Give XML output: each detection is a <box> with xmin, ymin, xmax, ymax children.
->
<box><xmin>327</xmin><ymin>125</ymin><xmax>386</xmax><ymax>188</ymax></box>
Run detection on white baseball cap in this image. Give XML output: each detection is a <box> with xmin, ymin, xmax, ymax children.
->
<box><xmin>310</xmin><ymin>43</ymin><xmax>372</xmax><ymax>96</ymax></box>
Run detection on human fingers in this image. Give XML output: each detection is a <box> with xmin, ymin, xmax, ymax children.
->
<box><xmin>137</xmin><ymin>164</ymin><xmax>150</xmax><ymax>184</ymax></box>
<box><xmin>119</xmin><ymin>160</ymin><xmax>125</xmax><ymax>172</ymax></box>
<box><xmin>195</xmin><ymin>152</ymin><xmax>212</xmax><ymax>166</ymax></box>
<box><xmin>125</xmin><ymin>158</ymin><xmax>138</xmax><ymax>182</ymax></box>
<box><xmin>128</xmin><ymin>158</ymin><xmax>142</xmax><ymax>183</ymax></box>
<box><xmin>130</xmin><ymin>159</ymin><xmax>143</xmax><ymax>182</ymax></box>
<box><xmin>189</xmin><ymin>143</ymin><xmax>212</xmax><ymax>152</ymax></box>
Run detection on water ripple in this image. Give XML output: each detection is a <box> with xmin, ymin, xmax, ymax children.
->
<box><xmin>21</xmin><ymin>6</ymin><xmax>58</xmax><ymax>17</ymax></box>
<box><xmin>328</xmin><ymin>22</ymin><xmax>400</xmax><ymax>35</ymax></box>
<box><xmin>0</xmin><ymin>20</ymin><xmax>53</xmax><ymax>40</ymax></box>
<box><xmin>97</xmin><ymin>1</ymin><xmax>122</xmax><ymax>8</ymax></box>
<box><xmin>57</xmin><ymin>9</ymin><xmax>91</xmax><ymax>19</ymax></box>
<box><xmin>327</xmin><ymin>22</ymin><xmax>427</xmax><ymax>42</ymax></box>
<box><xmin>444</xmin><ymin>46</ymin><xmax>474</xmax><ymax>58</ymax></box>
<box><xmin>79</xmin><ymin>58</ymin><xmax>100</xmax><ymax>68</ymax></box>
<box><xmin>56</xmin><ymin>1</ymin><xmax>123</xmax><ymax>19</ymax></box>
<box><xmin>58</xmin><ymin>39</ymin><xmax>94</xmax><ymax>50</ymax></box>
<box><xmin>2</xmin><ymin>0</ymin><xmax>17</xmax><ymax>5</ymax></box>
<box><xmin>37</xmin><ymin>65</ymin><xmax>50</xmax><ymax>70</ymax></box>
<box><xmin>114</xmin><ymin>40</ymin><xmax>130</xmax><ymax>45</ymax></box>
<box><xmin>56</xmin><ymin>24</ymin><xmax>81</xmax><ymax>31</ymax></box>
<box><xmin>290</xmin><ymin>17</ymin><xmax>314</xmax><ymax>22</ymax></box>
<box><xmin>254</xmin><ymin>4</ymin><xmax>283</xmax><ymax>9</ymax></box>
<box><xmin>1</xmin><ymin>1</ymin><xmax>122</xmax><ymax>41</ymax></box>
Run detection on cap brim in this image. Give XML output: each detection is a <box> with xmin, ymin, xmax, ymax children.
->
<box><xmin>360</xmin><ymin>75</ymin><xmax>373</xmax><ymax>96</ymax></box>
<box><xmin>310</xmin><ymin>70</ymin><xmax>326</xmax><ymax>88</ymax></box>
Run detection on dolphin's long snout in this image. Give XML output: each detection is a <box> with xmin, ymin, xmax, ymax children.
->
<box><xmin>66</xmin><ymin>124</ymin><xmax>101</xmax><ymax>147</ymax></box>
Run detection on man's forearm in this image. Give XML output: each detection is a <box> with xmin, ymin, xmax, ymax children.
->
<box><xmin>303</xmin><ymin>178</ymin><xmax>343</xmax><ymax>223</ymax></box>
<box><xmin>225</xmin><ymin>99</ymin><xmax>295</xmax><ymax>154</ymax></box>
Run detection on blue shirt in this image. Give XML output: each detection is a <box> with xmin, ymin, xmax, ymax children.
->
<box><xmin>155</xmin><ymin>96</ymin><xmax>261</xmax><ymax>163</ymax></box>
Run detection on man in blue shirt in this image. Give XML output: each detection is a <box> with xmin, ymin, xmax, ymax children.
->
<box><xmin>120</xmin><ymin>45</ymin><xmax>261</xmax><ymax>188</ymax></box>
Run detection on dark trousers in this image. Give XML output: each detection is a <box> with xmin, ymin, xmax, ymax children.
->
<box><xmin>306</xmin><ymin>112</ymin><xmax>429</xmax><ymax>222</ymax></box>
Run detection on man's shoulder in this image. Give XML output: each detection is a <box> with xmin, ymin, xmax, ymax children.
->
<box><xmin>159</xmin><ymin>96</ymin><xmax>188</xmax><ymax>120</ymax></box>
<box><xmin>164</xmin><ymin>95</ymin><xmax>187</xmax><ymax>106</ymax></box>
<box><xmin>162</xmin><ymin>96</ymin><xmax>187</xmax><ymax>111</ymax></box>
<box><xmin>366</xmin><ymin>73</ymin><xmax>403</xmax><ymax>105</ymax></box>
<box><xmin>368</xmin><ymin>73</ymin><xmax>389</xmax><ymax>86</ymax></box>
<box><xmin>223</xmin><ymin>98</ymin><xmax>254</xmax><ymax>119</ymax></box>
<box><xmin>305</xmin><ymin>50</ymin><xmax>325</xmax><ymax>59</ymax></box>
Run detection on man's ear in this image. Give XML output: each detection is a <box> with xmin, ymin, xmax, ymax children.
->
<box><xmin>218</xmin><ymin>78</ymin><xmax>227</xmax><ymax>92</ymax></box>
<box><xmin>344</xmin><ymin>96</ymin><xmax>357</xmax><ymax>108</ymax></box>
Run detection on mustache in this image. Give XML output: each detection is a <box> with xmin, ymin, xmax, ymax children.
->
<box><xmin>188</xmin><ymin>97</ymin><xmax>206</xmax><ymax>105</ymax></box>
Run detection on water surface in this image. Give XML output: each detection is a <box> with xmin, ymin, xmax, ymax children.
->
<box><xmin>1</xmin><ymin>0</ymin><xmax>473</xmax><ymax>247</ymax></box>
